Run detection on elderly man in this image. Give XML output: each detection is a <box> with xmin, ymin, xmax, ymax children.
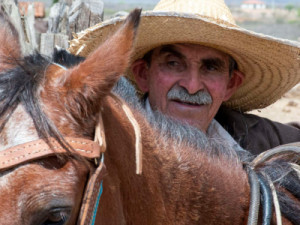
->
<box><xmin>69</xmin><ymin>0</ymin><xmax>300</xmax><ymax>155</ymax></box>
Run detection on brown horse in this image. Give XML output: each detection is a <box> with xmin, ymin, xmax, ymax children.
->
<box><xmin>0</xmin><ymin>9</ymin><xmax>299</xmax><ymax>225</ymax></box>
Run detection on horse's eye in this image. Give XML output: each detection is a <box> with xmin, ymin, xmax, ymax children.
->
<box><xmin>42</xmin><ymin>208</ymin><xmax>70</xmax><ymax>225</ymax></box>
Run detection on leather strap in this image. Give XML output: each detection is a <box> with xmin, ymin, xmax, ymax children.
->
<box><xmin>110</xmin><ymin>94</ymin><xmax>142</xmax><ymax>174</ymax></box>
<box><xmin>77</xmin><ymin>111</ymin><xmax>108</xmax><ymax>225</ymax></box>
<box><xmin>0</xmin><ymin>137</ymin><xmax>103</xmax><ymax>170</ymax></box>
<box><xmin>78</xmin><ymin>159</ymin><xmax>107</xmax><ymax>225</ymax></box>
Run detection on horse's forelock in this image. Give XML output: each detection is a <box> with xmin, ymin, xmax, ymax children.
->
<box><xmin>0</xmin><ymin>53</ymin><xmax>71</xmax><ymax>151</ymax></box>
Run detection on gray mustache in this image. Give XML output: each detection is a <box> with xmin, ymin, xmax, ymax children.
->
<box><xmin>167</xmin><ymin>86</ymin><xmax>212</xmax><ymax>105</ymax></box>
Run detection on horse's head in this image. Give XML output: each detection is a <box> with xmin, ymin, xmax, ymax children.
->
<box><xmin>0</xmin><ymin>9</ymin><xmax>141</xmax><ymax>225</ymax></box>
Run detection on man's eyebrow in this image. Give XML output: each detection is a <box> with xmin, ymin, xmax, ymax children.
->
<box><xmin>202</xmin><ymin>58</ymin><xmax>227</xmax><ymax>69</ymax></box>
<box><xmin>159</xmin><ymin>45</ymin><xmax>185</xmax><ymax>59</ymax></box>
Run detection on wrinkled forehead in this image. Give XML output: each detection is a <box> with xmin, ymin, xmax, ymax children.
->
<box><xmin>150</xmin><ymin>43</ymin><xmax>231</xmax><ymax>62</ymax></box>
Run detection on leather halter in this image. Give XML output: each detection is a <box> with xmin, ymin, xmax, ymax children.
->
<box><xmin>0</xmin><ymin>137</ymin><xmax>103</xmax><ymax>170</ymax></box>
<box><xmin>77</xmin><ymin>109</ymin><xmax>107</xmax><ymax>225</ymax></box>
<box><xmin>0</xmin><ymin>117</ymin><xmax>107</xmax><ymax>225</ymax></box>
<box><xmin>76</xmin><ymin>94</ymin><xmax>143</xmax><ymax>225</ymax></box>
<box><xmin>0</xmin><ymin>136</ymin><xmax>106</xmax><ymax>225</ymax></box>
<box><xmin>0</xmin><ymin>93</ymin><xmax>142</xmax><ymax>225</ymax></box>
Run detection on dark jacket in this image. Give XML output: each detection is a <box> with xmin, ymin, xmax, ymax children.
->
<box><xmin>215</xmin><ymin>106</ymin><xmax>300</xmax><ymax>155</ymax></box>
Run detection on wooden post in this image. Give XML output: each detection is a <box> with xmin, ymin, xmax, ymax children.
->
<box><xmin>0</xmin><ymin>0</ymin><xmax>104</xmax><ymax>56</ymax></box>
<box><xmin>48</xmin><ymin>2</ymin><xmax>69</xmax><ymax>34</ymax></box>
<box><xmin>54</xmin><ymin>33</ymin><xmax>69</xmax><ymax>50</ymax></box>
<box><xmin>69</xmin><ymin>0</ymin><xmax>103</xmax><ymax>39</ymax></box>
<box><xmin>40</xmin><ymin>33</ymin><xmax>55</xmax><ymax>56</ymax></box>
<box><xmin>63</xmin><ymin>0</ymin><xmax>73</xmax><ymax>7</ymax></box>
<box><xmin>40</xmin><ymin>33</ymin><xmax>68</xmax><ymax>57</ymax></box>
<box><xmin>23</xmin><ymin>3</ymin><xmax>38</xmax><ymax>51</ymax></box>
<box><xmin>0</xmin><ymin>0</ymin><xmax>34</xmax><ymax>55</ymax></box>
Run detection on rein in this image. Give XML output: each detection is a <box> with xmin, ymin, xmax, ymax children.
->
<box><xmin>78</xmin><ymin>93</ymin><xmax>143</xmax><ymax>225</ymax></box>
<box><xmin>245</xmin><ymin>143</ymin><xmax>300</xmax><ymax>225</ymax></box>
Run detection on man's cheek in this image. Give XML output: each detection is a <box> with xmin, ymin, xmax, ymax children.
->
<box><xmin>207</xmin><ymin>82</ymin><xmax>228</xmax><ymax>97</ymax></box>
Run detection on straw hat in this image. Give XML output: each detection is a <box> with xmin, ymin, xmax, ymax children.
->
<box><xmin>68</xmin><ymin>0</ymin><xmax>300</xmax><ymax>112</ymax></box>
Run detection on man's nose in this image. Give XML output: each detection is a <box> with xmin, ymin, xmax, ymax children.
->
<box><xmin>178</xmin><ymin>69</ymin><xmax>204</xmax><ymax>94</ymax></box>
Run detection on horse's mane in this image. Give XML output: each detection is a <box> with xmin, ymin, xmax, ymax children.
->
<box><xmin>112</xmin><ymin>68</ymin><xmax>300</xmax><ymax>223</ymax></box>
<box><xmin>3</xmin><ymin>48</ymin><xmax>298</xmax><ymax>223</ymax></box>
<box><xmin>52</xmin><ymin>48</ymin><xmax>85</xmax><ymax>67</ymax></box>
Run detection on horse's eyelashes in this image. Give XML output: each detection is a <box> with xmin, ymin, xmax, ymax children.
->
<box><xmin>30</xmin><ymin>207</ymin><xmax>70</xmax><ymax>225</ymax></box>
<box><xmin>42</xmin><ymin>208</ymin><xmax>70</xmax><ymax>225</ymax></box>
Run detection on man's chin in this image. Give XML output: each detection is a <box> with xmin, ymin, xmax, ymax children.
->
<box><xmin>166</xmin><ymin>111</ymin><xmax>208</xmax><ymax>131</ymax></box>
<box><xmin>166</xmin><ymin>101</ymin><xmax>211</xmax><ymax>130</ymax></box>
<box><xmin>174</xmin><ymin>116</ymin><xmax>206</xmax><ymax>132</ymax></box>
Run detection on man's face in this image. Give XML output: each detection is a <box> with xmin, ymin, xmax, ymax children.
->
<box><xmin>132</xmin><ymin>44</ymin><xmax>244</xmax><ymax>132</ymax></box>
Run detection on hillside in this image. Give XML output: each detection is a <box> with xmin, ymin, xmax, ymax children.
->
<box><xmin>101</xmin><ymin>0</ymin><xmax>300</xmax><ymax>7</ymax></box>
<box><xmin>225</xmin><ymin>0</ymin><xmax>300</xmax><ymax>6</ymax></box>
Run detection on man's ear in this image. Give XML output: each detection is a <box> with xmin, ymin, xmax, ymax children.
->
<box><xmin>131</xmin><ymin>59</ymin><xmax>150</xmax><ymax>92</ymax></box>
<box><xmin>224</xmin><ymin>70</ymin><xmax>245</xmax><ymax>101</ymax></box>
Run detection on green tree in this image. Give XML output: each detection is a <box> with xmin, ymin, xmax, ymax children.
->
<box><xmin>285</xmin><ymin>4</ymin><xmax>295</xmax><ymax>12</ymax></box>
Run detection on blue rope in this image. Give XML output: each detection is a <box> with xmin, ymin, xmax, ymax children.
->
<box><xmin>90</xmin><ymin>181</ymin><xmax>104</xmax><ymax>225</ymax></box>
<box><xmin>258</xmin><ymin>173</ymin><xmax>273</xmax><ymax>225</ymax></box>
<box><xmin>246</xmin><ymin>166</ymin><xmax>260</xmax><ymax>225</ymax></box>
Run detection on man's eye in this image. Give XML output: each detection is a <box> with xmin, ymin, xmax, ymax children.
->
<box><xmin>205</xmin><ymin>64</ymin><xmax>218</xmax><ymax>71</ymax></box>
<box><xmin>167</xmin><ymin>60</ymin><xmax>180</xmax><ymax>67</ymax></box>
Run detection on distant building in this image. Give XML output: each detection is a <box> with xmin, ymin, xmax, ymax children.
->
<box><xmin>18</xmin><ymin>2</ymin><xmax>45</xmax><ymax>18</ymax></box>
<box><xmin>241</xmin><ymin>0</ymin><xmax>266</xmax><ymax>9</ymax></box>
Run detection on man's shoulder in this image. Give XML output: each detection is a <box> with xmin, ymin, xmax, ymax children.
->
<box><xmin>216</xmin><ymin>105</ymin><xmax>300</xmax><ymax>154</ymax></box>
<box><xmin>216</xmin><ymin>105</ymin><xmax>300</xmax><ymax>131</ymax></box>
<box><xmin>216</xmin><ymin>106</ymin><xmax>258</xmax><ymax>132</ymax></box>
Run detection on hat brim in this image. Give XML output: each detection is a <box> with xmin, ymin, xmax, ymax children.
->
<box><xmin>69</xmin><ymin>11</ymin><xmax>300</xmax><ymax>112</ymax></box>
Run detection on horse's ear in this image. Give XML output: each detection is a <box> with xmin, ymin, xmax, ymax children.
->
<box><xmin>62</xmin><ymin>9</ymin><xmax>141</xmax><ymax>99</ymax></box>
<box><xmin>0</xmin><ymin>10</ymin><xmax>22</xmax><ymax>70</ymax></box>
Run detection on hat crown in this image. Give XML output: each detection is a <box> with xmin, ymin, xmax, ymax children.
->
<box><xmin>153</xmin><ymin>0</ymin><xmax>236</xmax><ymax>25</ymax></box>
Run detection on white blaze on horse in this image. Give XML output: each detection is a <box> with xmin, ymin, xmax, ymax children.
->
<box><xmin>0</xmin><ymin>9</ymin><xmax>299</xmax><ymax>225</ymax></box>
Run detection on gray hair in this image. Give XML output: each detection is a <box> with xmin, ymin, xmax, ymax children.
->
<box><xmin>113</xmin><ymin>77</ymin><xmax>251</xmax><ymax>162</ymax></box>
